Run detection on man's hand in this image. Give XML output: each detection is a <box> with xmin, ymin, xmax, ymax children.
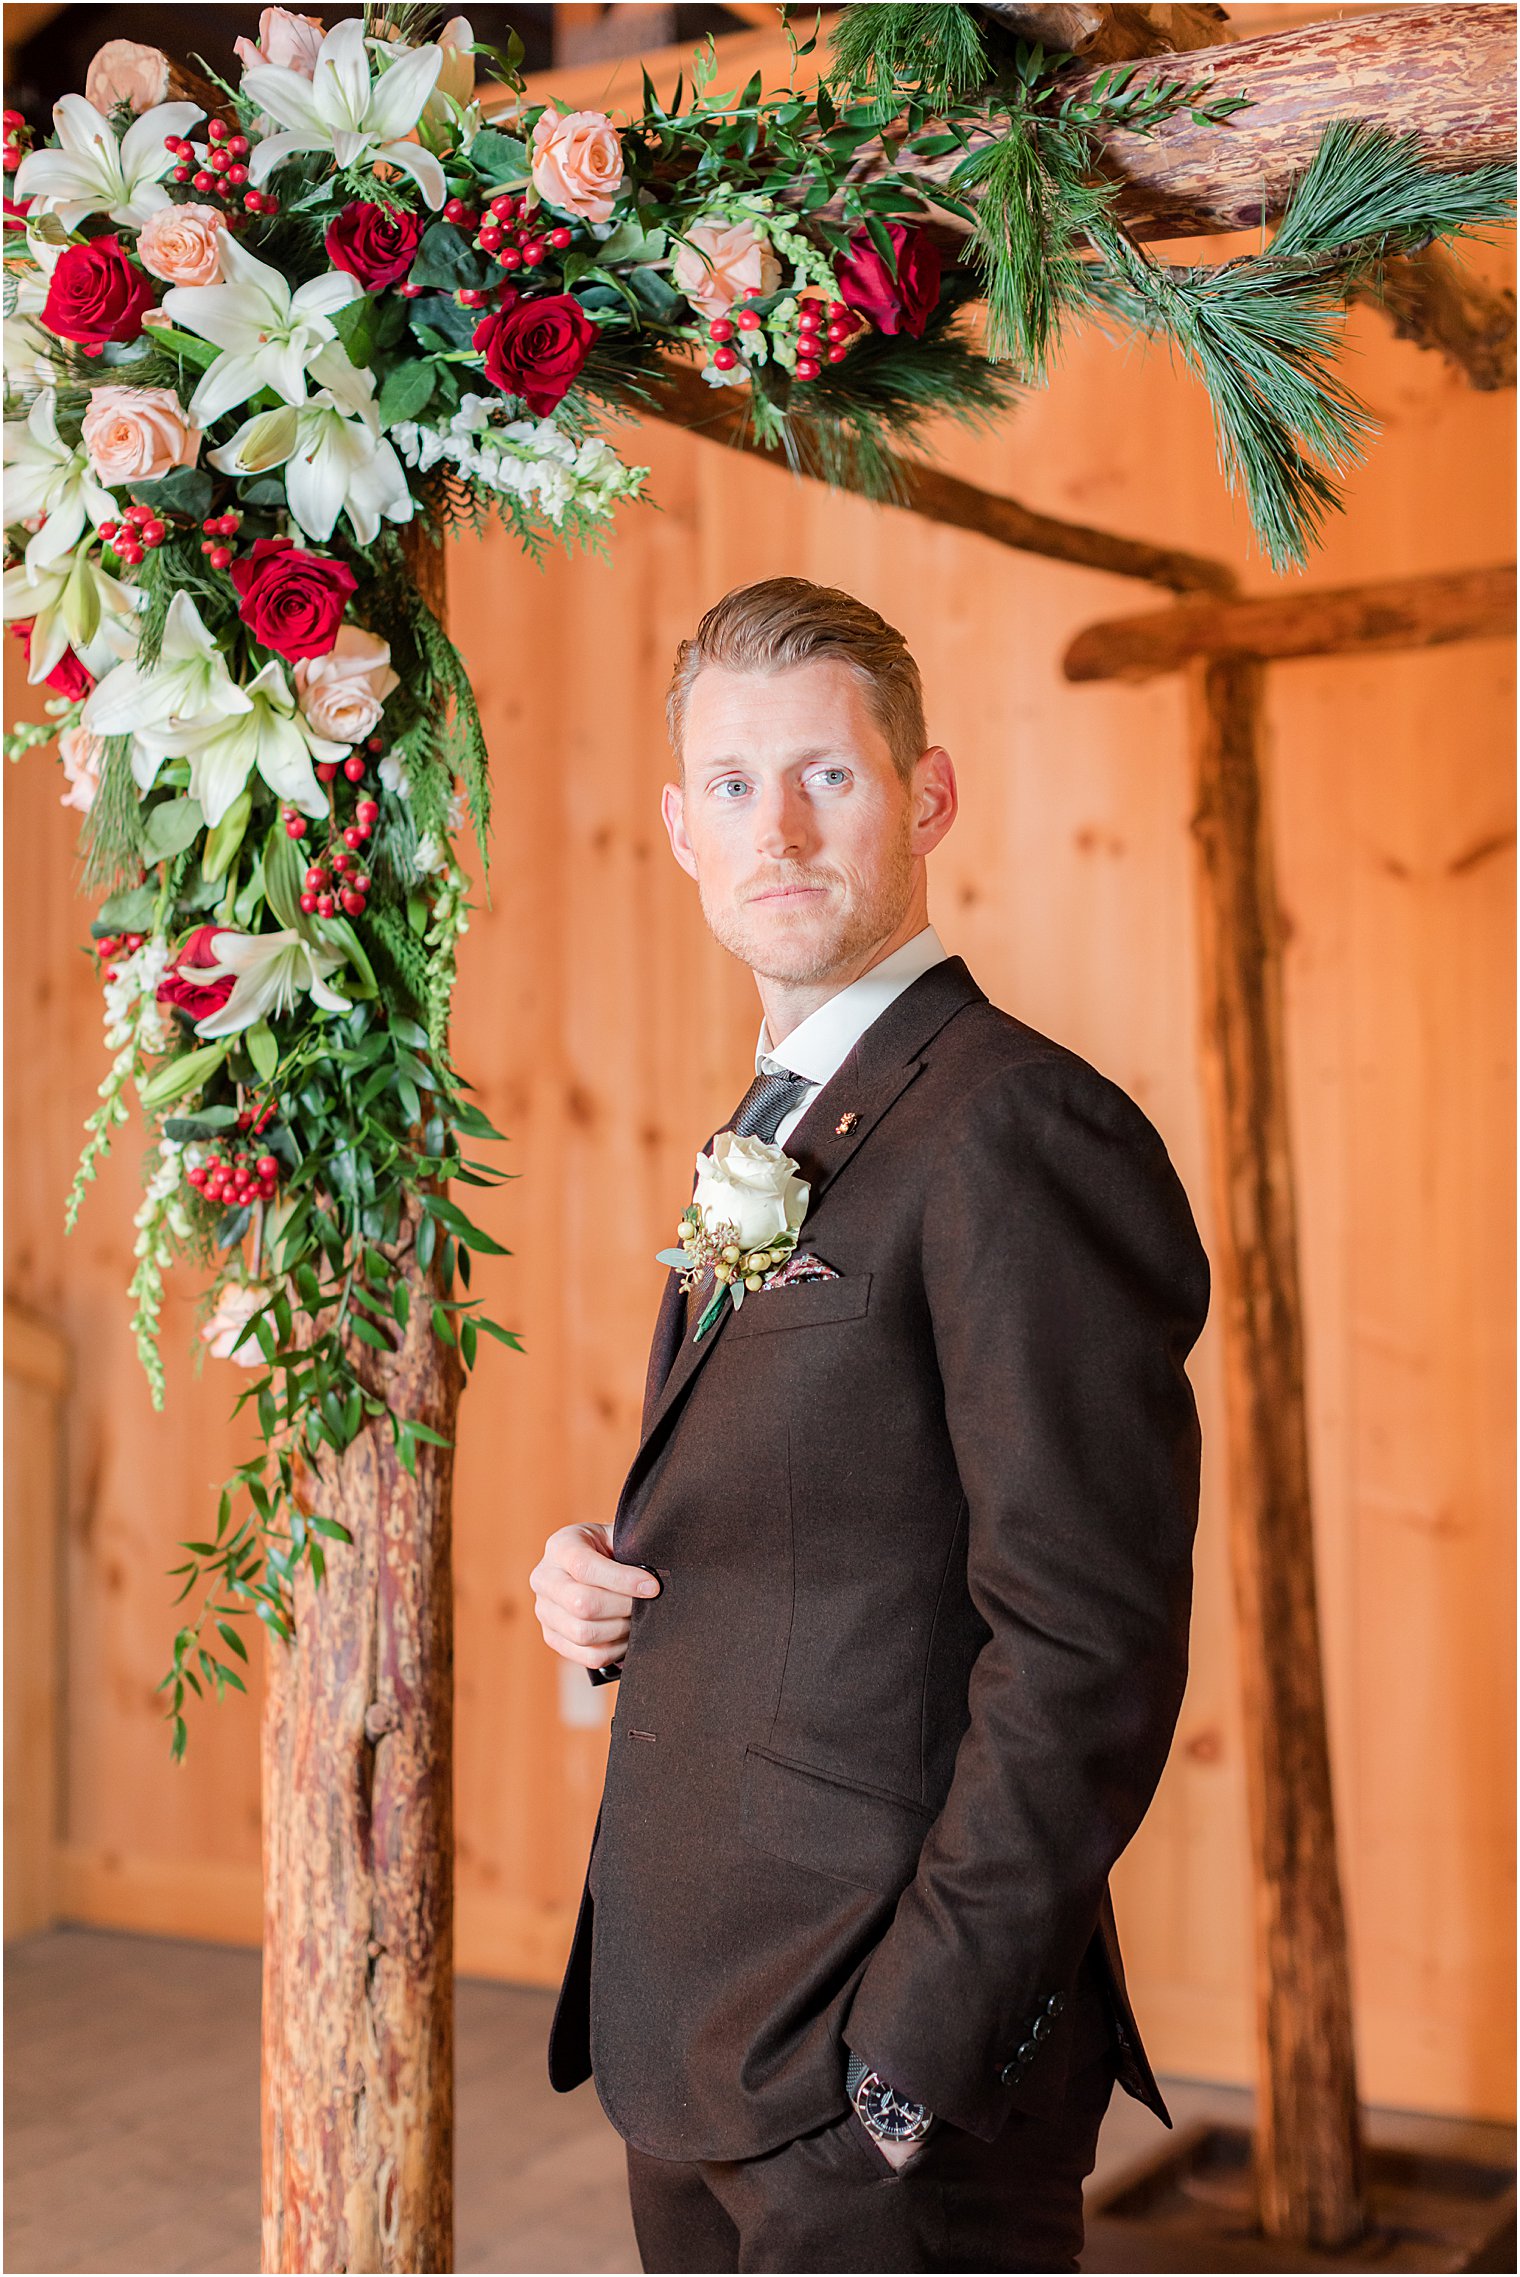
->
<box><xmin>868</xmin><ymin>2131</ymin><xmax>929</xmax><ymax>2172</ymax></box>
<box><xmin>530</xmin><ymin>1522</ymin><xmax>661</xmax><ymax>1668</ymax></box>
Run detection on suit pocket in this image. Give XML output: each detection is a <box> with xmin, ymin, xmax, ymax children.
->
<box><xmin>727</xmin><ymin>1271</ymin><xmax>873</xmax><ymax>1336</ymax></box>
<box><xmin>738</xmin><ymin>1742</ymin><xmax>933</xmax><ymax>1891</ymax></box>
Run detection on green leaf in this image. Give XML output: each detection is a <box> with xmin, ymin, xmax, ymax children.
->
<box><xmin>142</xmin><ymin>795</ymin><xmax>205</xmax><ymax>862</ymax></box>
<box><xmin>460</xmin><ymin>1318</ymin><xmax>478</xmax><ymax>1369</ymax></box>
<box><xmin>596</xmin><ymin>214</ymin><xmax>668</xmax><ymax>264</ymax></box>
<box><xmin>133</xmin><ymin>465</ymin><xmax>214</xmax><ymax>521</ymax></box>
<box><xmin>311</xmin><ymin>912</ymin><xmax>377</xmax><ymax>997</ymax></box>
<box><xmin>409</xmin><ymin>220</ymin><xmax>486</xmax><ymax>292</ymax></box>
<box><xmin>307</xmin><ymin>1513</ymin><xmax>354</xmax><ymax>1542</ymax></box>
<box><xmin>468</xmin><ymin>127</ymin><xmax>529</xmax><ymax>182</ymax></box>
<box><xmin>202</xmin><ymin>786</ymin><xmax>251</xmax><ymax>884</ymax></box>
<box><xmin>261</xmin><ymin>818</ymin><xmax>308</xmax><ymax>932</ymax></box>
<box><xmin>347</xmin><ymin>1314</ymin><xmax>395</xmax><ymax>1352</ymax></box>
<box><xmin>245</xmin><ymin>1019</ymin><xmax>279</xmax><ymax>1084</ymax></box>
<box><xmin>215</xmin><ymin>1620</ymin><xmax>248</xmax><ymax>1661</ymax></box>
<box><xmin>431</xmin><ymin>1301</ymin><xmax>457</xmax><ymax>1346</ymax></box>
<box><xmin>163</xmin><ymin>1106</ymin><xmax>241</xmax><ymax>1138</ymax></box>
<box><xmin>422</xmin><ymin>1193</ymin><xmax>509</xmax><ymax>1254</ymax></box>
<box><xmin>377</xmin><ymin>358</ymin><xmax>437</xmax><ymax>429</ymax></box>
<box><xmin>97</xmin><ymin>883</ymin><xmax>156</xmax><ymax>933</ymax></box>
<box><xmin>331</xmin><ymin>293</ymin><xmax>380</xmax><ymax>367</ymax></box>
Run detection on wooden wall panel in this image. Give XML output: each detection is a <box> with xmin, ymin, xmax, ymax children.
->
<box><xmin>3</xmin><ymin>25</ymin><xmax>1511</xmax><ymax>2122</ymax></box>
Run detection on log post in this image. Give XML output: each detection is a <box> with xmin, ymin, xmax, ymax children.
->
<box><xmin>1185</xmin><ymin>654</ymin><xmax>1366</xmax><ymax>2250</ymax></box>
<box><xmin>261</xmin><ymin>521</ymin><xmax>459</xmax><ymax>2275</ymax></box>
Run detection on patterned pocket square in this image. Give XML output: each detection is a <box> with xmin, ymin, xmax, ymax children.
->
<box><xmin>764</xmin><ymin>1252</ymin><xmax>840</xmax><ymax>1288</ymax></box>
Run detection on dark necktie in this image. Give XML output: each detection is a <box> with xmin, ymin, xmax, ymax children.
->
<box><xmin>684</xmin><ymin>1064</ymin><xmax>813</xmax><ymax>1334</ymax></box>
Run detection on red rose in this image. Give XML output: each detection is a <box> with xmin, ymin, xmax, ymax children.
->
<box><xmin>230</xmin><ymin>536</ymin><xmax>357</xmax><ymax>662</ymax></box>
<box><xmin>473</xmin><ymin>290</ymin><xmax>597</xmax><ymax>415</ymax></box>
<box><xmin>156</xmin><ymin>926</ymin><xmax>236</xmax><ymax>1022</ymax></box>
<box><xmin>835</xmin><ymin>224</ymin><xmax>941</xmax><ymax>340</ymax></box>
<box><xmin>10</xmin><ymin>620</ymin><xmax>94</xmax><ymax>698</ymax></box>
<box><xmin>41</xmin><ymin>233</ymin><xmax>154</xmax><ymax>346</ymax></box>
<box><xmin>324</xmin><ymin>201</ymin><xmax>424</xmax><ymax>291</ymax></box>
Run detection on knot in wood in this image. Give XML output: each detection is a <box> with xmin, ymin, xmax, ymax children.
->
<box><xmin>364</xmin><ymin>1700</ymin><xmax>400</xmax><ymax>1741</ymax></box>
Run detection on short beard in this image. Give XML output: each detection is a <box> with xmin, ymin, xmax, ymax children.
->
<box><xmin>698</xmin><ymin>821</ymin><xmax>915</xmax><ymax>987</ymax></box>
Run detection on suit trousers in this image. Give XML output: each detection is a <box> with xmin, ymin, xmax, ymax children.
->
<box><xmin>622</xmin><ymin>2039</ymin><xmax>1119</xmax><ymax>2275</ymax></box>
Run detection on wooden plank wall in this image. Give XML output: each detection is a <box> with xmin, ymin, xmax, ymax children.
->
<box><xmin>3</xmin><ymin>15</ymin><xmax>1513</xmax><ymax>2122</ymax></box>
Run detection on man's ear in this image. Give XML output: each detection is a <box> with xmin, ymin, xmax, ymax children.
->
<box><xmin>910</xmin><ymin>746</ymin><xmax>957</xmax><ymax>856</ymax></box>
<box><xmin>661</xmin><ymin>777</ymin><xmax>699</xmax><ymax>882</ymax></box>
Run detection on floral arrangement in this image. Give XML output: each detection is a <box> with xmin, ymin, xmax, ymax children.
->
<box><xmin>3</xmin><ymin>3</ymin><xmax>1511</xmax><ymax>1753</ymax></box>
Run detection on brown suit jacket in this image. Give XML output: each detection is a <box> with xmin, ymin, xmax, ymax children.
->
<box><xmin>547</xmin><ymin>957</ymin><xmax>1211</xmax><ymax>2162</ymax></box>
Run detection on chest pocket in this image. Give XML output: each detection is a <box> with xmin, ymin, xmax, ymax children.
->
<box><xmin>725</xmin><ymin>1270</ymin><xmax>872</xmax><ymax>1337</ymax></box>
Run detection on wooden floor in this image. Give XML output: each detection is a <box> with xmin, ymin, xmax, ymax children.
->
<box><xmin>4</xmin><ymin>1928</ymin><xmax>1510</xmax><ymax>2274</ymax></box>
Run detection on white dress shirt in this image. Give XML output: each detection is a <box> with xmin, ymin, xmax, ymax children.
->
<box><xmin>754</xmin><ymin>924</ymin><xmax>949</xmax><ymax>1153</ymax></box>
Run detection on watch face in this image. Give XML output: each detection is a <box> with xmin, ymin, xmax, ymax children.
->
<box><xmin>854</xmin><ymin>2073</ymin><xmax>931</xmax><ymax>2141</ymax></box>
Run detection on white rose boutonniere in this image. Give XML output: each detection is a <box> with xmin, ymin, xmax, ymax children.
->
<box><xmin>656</xmin><ymin>1131</ymin><xmax>811</xmax><ymax>1342</ymax></box>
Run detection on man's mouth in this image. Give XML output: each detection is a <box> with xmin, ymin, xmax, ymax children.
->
<box><xmin>744</xmin><ymin>881</ymin><xmax>830</xmax><ymax>905</ymax></box>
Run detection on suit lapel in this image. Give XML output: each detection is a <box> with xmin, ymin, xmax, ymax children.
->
<box><xmin>614</xmin><ymin>956</ymin><xmax>987</xmax><ymax>1538</ymax></box>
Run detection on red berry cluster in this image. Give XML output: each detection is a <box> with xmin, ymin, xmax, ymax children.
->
<box><xmin>199</xmin><ymin>509</ymin><xmax>243</xmax><ymax>572</ymax></box>
<box><xmin>436</xmin><ymin>190</ymin><xmax>572</xmax><ymax>306</ymax></box>
<box><xmin>95</xmin><ymin>929</ymin><xmax>145</xmax><ymax>980</ymax></box>
<box><xmin>3</xmin><ymin>109</ymin><xmax>31</xmax><ymax>175</ymax></box>
<box><xmin>707</xmin><ymin>293</ymin><xmax>860</xmax><ymax>382</ymax></box>
<box><xmin>166</xmin><ymin>119</ymin><xmax>256</xmax><ymax>200</ymax></box>
<box><xmin>99</xmin><ymin>504</ymin><xmax>166</xmax><ymax>564</ymax></box>
<box><xmin>283</xmin><ymin>732</ymin><xmax>382</xmax><ymax>914</ymax></box>
<box><xmin>186</xmin><ymin>1102</ymin><xmax>281</xmax><ymax>1204</ymax></box>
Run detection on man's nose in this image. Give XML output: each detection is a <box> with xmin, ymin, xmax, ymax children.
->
<box><xmin>752</xmin><ymin>782</ymin><xmax>811</xmax><ymax>858</ymax></box>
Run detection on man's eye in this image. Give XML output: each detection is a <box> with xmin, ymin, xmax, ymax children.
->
<box><xmin>810</xmin><ymin>767</ymin><xmax>850</xmax><ymax>788</ymax></box>
<box><xmin>712</xmin><ymin>777</ymin><xmax>749</xmax><ymax>798</ymax></box>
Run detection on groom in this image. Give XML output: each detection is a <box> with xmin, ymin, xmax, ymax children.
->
<box><xmin>532</xmin><ymin>578</ymin><xmax>1210</xmax><ymax>2272</ymax></box>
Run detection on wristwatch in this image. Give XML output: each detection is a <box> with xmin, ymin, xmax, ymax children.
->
<box><xmin>846</xmin><ymin>2048</ymin><xmax>935</xmax><ymax>2143</ymax></box>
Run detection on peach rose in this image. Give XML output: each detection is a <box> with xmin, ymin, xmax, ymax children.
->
<box><xmin>84</xmin><ymin>39</ymin><xmax>171</xmax><ymax>115</ymax></box>
<box><xmin>58</xmin><ymin>725</ymin><xmax>105</xmax><ymax>813</ymax></box>
<box><xmin>234</xmin><ymin>7</ymin><xmax>325</xmax><ymax>75</ymax></box>
<box><xmin>136</xmin><ymin>203</ymin><xmax>227</xmax><ymax>287</ymax></box>
<box><xmin>672</xmin><ymin>220</ymin><xmax>781</xmax><ymax>323</ymax></box>
<box><xmin>82</xmin><ymin>387</ymin><xmax>202</xmax><ymax>486</ymax></box>
<box><xmin>531</xmin><ymin>107</ymin><xmax>625</xmax><ymax>225</ymax></box>
<box><xmin>202</xmin><ymin>1283</ymin><xmax>273</xmax><ymax>1367</ymax></box>
<box><xmin>293</xmin><ymin>628</ymin><xmax>400</xmax><ymax>744</ymax></box>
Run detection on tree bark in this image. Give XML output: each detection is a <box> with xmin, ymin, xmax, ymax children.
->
<box><xmin>1064</xmin><ymin>562</ymin><xmax>1517</xmax><ymax>679</ymax></box>
<box><xmin>261</xmin><ymin>522</ymin><xmax>458</xmax><ymax>2277</ymax></box>
<box><xmin>830</xmin><ymin>5</ymin><xmax>1517</xmax><ymax>243</ymax></box>
<box><xmin>261</xmin><ymin>1191</ymin><xmax>462</xmax><ymax>2275</ymax></box>
<box><xmin>1185</xmin><ymin>656</ymin><xmax>1366</xmax><ymax>2251</ymax></box>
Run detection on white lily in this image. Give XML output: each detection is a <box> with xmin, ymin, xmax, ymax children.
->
<box><xmin>1</xmin><ymin>553</ymin><xmax>137</xmax><ymax>683</ymax></box>
<box><xmin>14</xmin><ymin>92</ymin><xmax>204</xmax><ymax>230</ymax></box>
<box><xmin>243</xmin><ymin>17</ymin><xmax>447</xmax><ymax>209</ymax></box>
<box><xmin>155</xmin><ymin>658</ymin><xmax>347</xmax><ymax>827</ymax></box>
<box><xmin>209</xmin><ymin>369</ymin><xmax>414</xmax><ymax>545</ymax></box>
<box><xmin>160</xmin><ymin>233</ymin><xmax>361</xmax><ymax>426</ymax></box>
<box><xmin>83</xmin><ymin>591</ymin><xmax>253</xmax><ymax>793</ymax></box>
<box><xmin>2</xmin><ymin>390</ymin><xmax>118</xmax><ymax>570</ymax></box>
<box><xmin>191</xmin><ymin>928</ymin><xmax>353</xmax><ymax>1039</ymax></box>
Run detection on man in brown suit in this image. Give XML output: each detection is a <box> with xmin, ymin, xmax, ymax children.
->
<box><xmin>531</xmin><ymin>579</ymin><xmax>1210</xmax><ymax>2272</ymax></box>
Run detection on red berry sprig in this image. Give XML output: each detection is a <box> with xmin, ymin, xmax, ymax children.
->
<box><xmin>185</xmin><ymin>1142</ymin><xmax>281</xmax><ymax>1206</ymax></box>
<box><xmin>200</xmin><ymin>510</ymin><xmax>243</xmax><ymax>570</ymax></box>
<box><xmin>99</xmin><ymin>505</ymin><xmax>166</xmax><ymax>565</ymax></box>
<box><xmin>94</xmin><ymin>929</ymin><xmax>145</xmax><ymax>980</ymax></box>
<box><xmin>3</xmin><ymin>110</ymin><xmax>32</xmax><ymax>175</ymax></box>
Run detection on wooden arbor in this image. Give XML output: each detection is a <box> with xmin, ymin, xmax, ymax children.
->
<box><xmin>249</xmin><ymin>7</ymin><xmax>1515</xmax><ymax>2269</ymax></box>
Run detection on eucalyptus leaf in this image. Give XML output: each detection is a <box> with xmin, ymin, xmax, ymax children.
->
<box><xmin>142</xmin><ymin>795</ymin><xmax>205</xmax><ymax>862</ymax></box>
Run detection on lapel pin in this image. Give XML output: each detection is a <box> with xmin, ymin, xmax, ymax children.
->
<box><xmin>834</xmin><ymin>1111</ymin><xmax>859</xmax><ymax>1135</ymax></box>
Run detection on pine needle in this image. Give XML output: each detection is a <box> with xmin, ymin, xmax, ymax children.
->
<box><xmin>954</xmin><ymin>118</ymin><xmax>1117</xmax><ymax>375</ymax></box>
<box><xmin>829</xmin><ymin>3</ymin><xmax>988</xmax><ymax>115</ymax></box>
<box><xmin>1271</xmin><ymin>117</ymin><xmax>1518</xmax><ymax>269</ymax></box>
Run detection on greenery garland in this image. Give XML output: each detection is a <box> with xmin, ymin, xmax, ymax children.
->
<box><xmin>1</xmin><ymin>2</ymin><xmax>1512</xmax><ymax>1756</ymax></box>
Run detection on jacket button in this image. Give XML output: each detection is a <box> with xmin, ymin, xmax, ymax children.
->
<box><xmin>1016</xmin><ymin>2039</ymin><xmax>1037</xmax><ymax>2064</ymax></box>
<box><xmin>1031</xmin><ymin>2014</ymin><xmax>1051</xmax><ymax>2040</ymax></box>
<box><xmin>1045</xmin><ymin>1993</ymin><xmax>1063</xmax><ymax>2014</ymax></box>
<box><xmin>999</xmin><ymin>2061</ymin><xmax>1017</xmax><ymax>2085</ymax></box>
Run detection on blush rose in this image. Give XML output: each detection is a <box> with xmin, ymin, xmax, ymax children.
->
<box><xmin>84</xmin><ymin>39</ymin><xmax>171</xmax><ymax>115</ymax></box>
<box><xmin>82</xmin><ymin>386</ymin><xmax>202</xmax><ymax>485</ymax></box>
<box><xmin>530</xmin><ymin>107</ymin><xmax>625</xmax><ymax>223</ymax></box>
<box><xmin>293</xmin><ymin>627</ymin><xmax>400</xmax><ymax>743</ymax></box>
<box><xmin>233</xmin><ymin>7</ymin><xmax>325</xmax><ymax>74</ymax></box>
<box><xmin>230</xmin><ymin>536</ymin><xmax>358</xmax><ymax>662</ymax></box>
<box><xmin>671</xmin><ymin>220</ymin><xmax>781</xmax><ymax>323</ymax></box>
<box><xmin>57</xmin><ymin>725</ymin><xmax>105</xmax><ymax>814</ymax></box>
<box><xmin>136</xmin><ymin>202</ymin><xmax>226</xmax><ymax>286</ymax></box>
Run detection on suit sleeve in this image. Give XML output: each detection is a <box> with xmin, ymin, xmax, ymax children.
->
<box><xmin>841</xmin><ymin>1049</ymin><xmax>1211</xmax><ymax>2140</ymax></box>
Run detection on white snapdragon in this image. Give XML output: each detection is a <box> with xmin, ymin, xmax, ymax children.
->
<box><xmin>104</xmin><ymin>933</ymin><xmax>171</xmax><ymax>1054</ymax></box>
<box><xmin>389</xmin><ymin>396</ymin><xmax>645</xmax><ymax>528</ymax></box>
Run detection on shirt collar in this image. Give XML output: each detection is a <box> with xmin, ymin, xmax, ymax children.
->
<box><xmin>754</xmin><ymin>925</ymin><xmax>949</xmax><ymax>1088</ymax></box>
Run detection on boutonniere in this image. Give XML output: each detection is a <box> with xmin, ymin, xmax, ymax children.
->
<box><xmin>656</xmin><ymin>1131</ymin><xmax>811</xmax><ymax>1341</ymax></box>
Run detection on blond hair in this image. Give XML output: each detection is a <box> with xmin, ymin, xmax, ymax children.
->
<box><xmin>666</xmin><ymin>577</ymin><xmax>927</xmax><ymax>782</ymax></box>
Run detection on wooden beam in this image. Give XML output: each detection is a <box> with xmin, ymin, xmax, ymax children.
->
<box><xmin>975</xmin><ymin>2</ymin><xmax>1235</xmax><ymax>61</ymax></box>
<box><xmin>645</xmin><ymin>356</ymin><xmax>1239</xmax><ymax>594</ymax></box>
<box><xmin>1351</xmin><ymin>241</ymin><xmax>1517</xmax><ymax>391</ymax></box>
<box><xmin>1063</xmin><ymin>563</ymin><xmax>1517</xmax><ymax>679</ymax></box>
<box><xmin>822</xmin><ymin>5</ymin><xmax>1517</xmax><ymax>244</ymax></box>
<box><xmin>1186</xmin><ymin>655</ymin><xmax>1366</xmax><ymax>2249</ymax></box>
